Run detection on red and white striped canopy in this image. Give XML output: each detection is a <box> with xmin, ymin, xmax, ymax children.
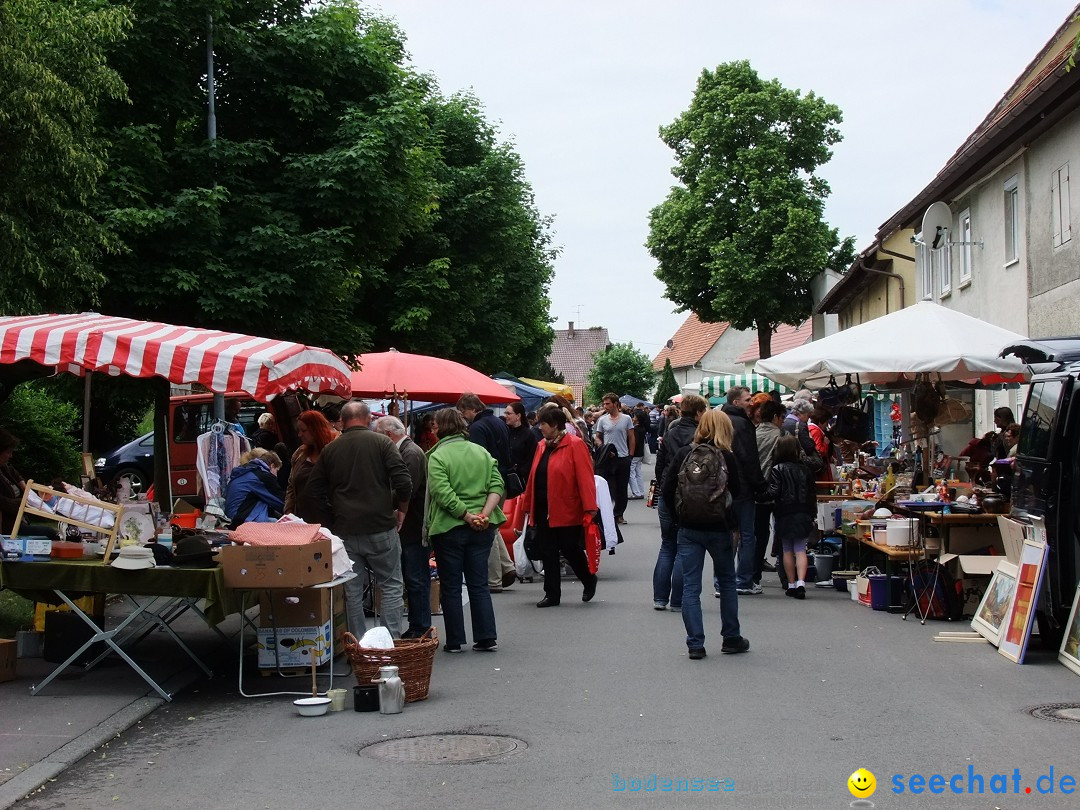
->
<box><xmin>0</xmin><ymin>312</ymin><xmax>353</xmax><ymax>402</ymax></box>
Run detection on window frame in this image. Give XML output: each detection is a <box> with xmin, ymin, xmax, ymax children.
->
<box><xmin>958</xmin><ymin>208</ymin><xmax>972</xmax><ymax>286</ymax></box>
<box><xmin>1052</xmin><ymin>162</ymin><xmax>1072</xmax><ymax>248</ymax></box>
<box><xmin>1004</xmin><ymin>175</ymin><xmax>1019</xmax><ymax>265</ymax></box>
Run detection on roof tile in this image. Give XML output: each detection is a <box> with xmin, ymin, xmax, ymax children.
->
<box><xmin>735</xmin><ymin>321</ymin><xmax>811</xmax><ymax>363</ymax></box>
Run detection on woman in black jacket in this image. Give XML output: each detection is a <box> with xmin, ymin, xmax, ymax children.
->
<box><xmin>764</xmin><ymin>435</ymin><xmax>816</xmax><ymax>599</ymax></box>
<box><xmin>661</xmin><ymin>409</ymin><xmax>747</xmax><ymax>660</ymax></box>
<box><xmin>503</xmin><ymin>401</ymin><xmax>537</xmax><ymax>491</ymax></box>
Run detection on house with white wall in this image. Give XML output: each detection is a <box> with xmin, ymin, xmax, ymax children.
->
<box><xmin>651</xmin><ymin>312</ymin><xmax>755</xmax><ymax>392</ymax></box>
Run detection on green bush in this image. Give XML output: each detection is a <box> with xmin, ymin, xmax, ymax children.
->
<box><xmin>0</xmin><ymin>383</ymin><xmax>82</xmax><ymax>482</ymax></box>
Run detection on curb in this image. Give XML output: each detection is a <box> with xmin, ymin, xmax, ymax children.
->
<box><xmin>0</xmin><ymin>668</ymin><xmax>201</xmax><ymax>809</ymax></box>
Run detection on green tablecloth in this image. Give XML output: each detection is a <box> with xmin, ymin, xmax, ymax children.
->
<box><xmin>0</xmin><ymin>559</ymin><xmax>239</xmax><ymax>627</ymax></box>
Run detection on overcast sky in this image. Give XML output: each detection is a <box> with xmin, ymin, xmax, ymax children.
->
<box><xmin>372</xmin><ymin>0</ymin><xmax>1077</xmax><ymax>360</ymax></box>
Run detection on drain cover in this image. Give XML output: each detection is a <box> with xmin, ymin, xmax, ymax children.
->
<box><xmin>1027</xmin><ymin>703</ymin><xmax>1080</xmax><ymax>724</ymax></box>
<box><xmin>361</xmin><ymin>734</ymin><xmax>526</xmax><ymax>763</ymax></box>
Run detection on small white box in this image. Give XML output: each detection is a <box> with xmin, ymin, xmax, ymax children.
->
<box><xmin>2</xmin><ymin>536</ymin><xmax>52</xmax><ymax>556</ymax></box>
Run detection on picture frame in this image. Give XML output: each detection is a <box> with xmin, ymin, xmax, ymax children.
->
<box><xmin>998</xmin><ymin>537</ymin><xmax>1049</xmax><ymax>664</ymax></box>
<box><xmin>1058</xmin><ymin>582</ymin><xmax>1080</xmax><ymax>677</ymax></box>
<box><xmin>970</xmin><ymin>561</ymin><xmax>1018</xmax><ymax>646</ymax></box>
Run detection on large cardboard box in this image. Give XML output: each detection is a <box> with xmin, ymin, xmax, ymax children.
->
<box><xmin>257</xmin><ymin>585</ymin><xmax>346</xmax><ymax>668</ymax></box>
<box><xmin>0</xmin><ymin>638</ymin><xmax>16</xmax><ymax>683</ymax></box>
<box><xmin>220</xmin><ymin>540</ymin><xmax>332</xmax><ymax>588</ymax></box>
<box><xmin>938</xmin><ymin>516</ymin><xmax>1023</xmax><ymax>616</ymax></box>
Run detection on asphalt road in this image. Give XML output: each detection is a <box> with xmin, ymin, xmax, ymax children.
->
<box><xmin>16</xmin><ymin>497</ymin><xmax>1080</xmax><ymax>810</ymax></box>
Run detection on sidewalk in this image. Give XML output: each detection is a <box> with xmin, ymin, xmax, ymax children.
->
<box><xmin>0</xmin><ymin>606</ymin><xmax>232</xmax><ymax>808</ymax></box>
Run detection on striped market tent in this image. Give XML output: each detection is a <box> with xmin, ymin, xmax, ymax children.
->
<box><xmin>699</xmin><ymin>372</ymin><xmax>789</xmax><ymax>398</ymax></box>
<box><xmin>0</xmin><ymin>312</ymin><xmax>353</xmax><ymax>402</ymax></box>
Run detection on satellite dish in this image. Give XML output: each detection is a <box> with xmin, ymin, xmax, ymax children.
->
<box><xmin>921</xmin><ymin>202</ymin><xmax>953</xmax><ymax>250</ymax></box>
<box><xmin>665</xmin><ymin>339</ymin><xmax>674</xmax><ymax>349</ymax></box>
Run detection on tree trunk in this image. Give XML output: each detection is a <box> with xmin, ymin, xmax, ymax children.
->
<box><xmin>756</xmin><ymin>322</ymin><xmax>773</xmax><ymax>360</ymax></box>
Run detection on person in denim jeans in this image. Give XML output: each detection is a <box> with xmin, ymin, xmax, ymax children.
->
<box><xmin>652</xmin><ymin>394</ymin><xmax>707</xmax><ymax>610</ymax></box>
<box><xmin>660</xmin><ymin>409</ymin><xmax>749</xmax><ymax>659</ymax></box>
<box><xmin>426</xmin><ymin>408</ymin><xmax>506</xmax><ymax>653</ymax></box>
<box><xmin>720</xmin><ymin>387</ymin><xmax>766</xmax><ymax>595</ymax></box>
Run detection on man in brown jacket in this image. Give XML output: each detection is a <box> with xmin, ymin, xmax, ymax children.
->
<box><xmin>308</xmin><ymin>401</ymin><xmax>412</xmax><ymax>638</ymax></box>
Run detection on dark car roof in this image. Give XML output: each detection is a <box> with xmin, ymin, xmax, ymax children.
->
<box><xmin>1001</xmin><ymin>337</ymin><xmax>1080</xmax><ymax>366</ymax></box>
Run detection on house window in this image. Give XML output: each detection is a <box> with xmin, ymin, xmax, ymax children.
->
<box><xmin>1004</xmin><ymin>175</ymin><xmax>1019</xmax><ymax>263</ymax></box>
<box><xmin>958</xmin><ymin>209</ymin><xmax>972</xmax><ymax>285</ymax></box>
<box><xmin>1052</xmin><ymin>162</ymin><xmax>1071</xmax><ymax>248</ymax></box>
<box><xmin>917</xmin><ymin>236</ymin><xmax>932</xmax><ymax>300</ymax></box>
<box><xmin>935</xmin><ymin>237</ymin><xmax>951</xmax><ymax>297</ymax></box>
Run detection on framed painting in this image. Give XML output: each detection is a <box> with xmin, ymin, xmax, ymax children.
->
<box><xmin>1058</xmin><ymin>583</ymin><xmax>1080</xmax><ymax>677</ymax></box>
<box><xmin>970</xmin><ymin>561</ymin><xmax>1018</xmax><ymax>646</ymax></box>
<box><xmin>998</xmin><ymin>537</ymin><xmax>1049</xmax><ymax>664</ymax></box>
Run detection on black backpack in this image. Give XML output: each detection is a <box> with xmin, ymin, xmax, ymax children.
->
<box><xmin>675</xmin><ymin>443</ymin><xmax>732</xmax><ymax>525</ymax></box>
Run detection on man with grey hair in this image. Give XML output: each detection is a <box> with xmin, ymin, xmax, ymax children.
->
<box><xmin>373</xmin><ymin>415</ymin><xmax>430</xmax><ymax>638</ymax></box>
<box><xmin>308</xmin><ymin>401</ymin><xmax>412</xmax><ymax>638</ymax></box>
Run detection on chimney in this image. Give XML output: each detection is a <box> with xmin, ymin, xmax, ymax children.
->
<box><xmin>568</xmin><ymin>321</ymin><xmax>575</xmax><ymax>337</ymax></box>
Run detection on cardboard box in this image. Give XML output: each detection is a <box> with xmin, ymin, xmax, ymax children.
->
<box><xmin>257</xmin><ymin>621</ymin><xmax>332</xmax><ymax>668</ymax></box>
<box><xmin>220</xmin><ymin>540</ymin><xmax>332</xmax><ymax>588</ymax></box>
<box><xmin>939</xmin><ymin>553</ymin><xmax>1001</xmax><ymax>616</ymax></box>
<box><xmin>430</xmin><ymin>579</ymin><xmax>442</xmax><ymax>616</ymax></box>
<box><xmin>937</xmin><ymin>516</ymin><xmax>1023</xmax><ymax>616</ymax></box>
<box><xmin>0</xmin><ymin>638</ymin><xmax>16</xmax><ymax>683</ymax></box>
<box><xmin>258</xmin><ymin>585</ymin><xmax>344</xmax><ymax>630</ymax></box>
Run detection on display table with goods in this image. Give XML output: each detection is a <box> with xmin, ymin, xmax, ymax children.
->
<box><xmin>0</xmin><ymin>558</ymin><xmax>236</xmax><ymax>701</ymax></box>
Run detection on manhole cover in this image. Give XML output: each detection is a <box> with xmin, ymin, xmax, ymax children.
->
<box><xmin>1027</xmin><ymin>703</ymin><xmax>1080</xmax><ymax>724</ymax></box>
<box><xmin>361</xmin><ymin>734</ymin><xmax>526</xmax><ymax>763</ymax></box>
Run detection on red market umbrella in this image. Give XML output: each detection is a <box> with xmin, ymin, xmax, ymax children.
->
<box><xmin>351</xmin><ymin>350</ymin><xmax>517</xmax><ymax>403</ymax></box>
<box><xmin>0</xmin><ymin>312</ymin><xmax>353</xmax><ymax>402</ymax></box>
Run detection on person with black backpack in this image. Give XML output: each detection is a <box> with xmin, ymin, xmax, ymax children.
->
<box><xmin>660</xmin><ymin>409</ymin><xmax>748</xmax><ymax>660</ymax></box>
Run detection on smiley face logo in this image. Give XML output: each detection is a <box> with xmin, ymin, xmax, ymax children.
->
<box><xmin>847</xmin><ymin>768</ymin><xmax>876</xmax><ymax>798</ymax></box>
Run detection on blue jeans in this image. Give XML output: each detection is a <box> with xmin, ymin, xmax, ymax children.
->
<box><xmin>678</xmin><ymin>525</ymin><xmax>740</xmax><ymax>650</ymax></box>
<box><xmin>652</xmin><ymin>493</ymin><xmax>683</xmax><ymax>607</ymax></box>
<box><xmin>400</xmin><ymin>542</ymin><xmax>431</xmax><ymax>634</ymax></box>
<box><xmin>432</xmin><ymin>525</ymin><xmax>497</xmax><ymax>646</ymax></box>
<box><xmin>732</xmin><ymin>497</ymin><xmax>758</xmax><ymax>589</ymax></box>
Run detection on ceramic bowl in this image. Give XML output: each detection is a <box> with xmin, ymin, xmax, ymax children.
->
<box><xmin>293</xmin><ymin>697</ymin><xmax>331</xmax><ymax>717</ymax></box>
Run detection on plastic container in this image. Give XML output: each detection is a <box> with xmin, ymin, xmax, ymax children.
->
<box><xmin>293</xmin><ymin>697</ymin><xmax>331</xmax><ymax>717</ymax></box>
<box><xmin>170</xmin><ymin>512</ymin><xmax>200</xmax><ymax>529</ymax></box>
<box><xmin>811</xmin><ymin>551</ymin><xmax>836</xmax><ymax>581</ymax></box>
<box><xmin>354</xmin><ymin>685</ymin><xmax>380</xmax><ymax>712</ymax></box>
<box><xmin>869</xmin><ymin>574</ymin><xmax>904</xmax><ymax>611</ymax></box>
<box><xmin>848</xmin><ymin>579</ymin><xmax>859</xmax><ymax>601</ymax></box>
<box><xmin>886</xmin><ymin>519</ymin><xmax>918</xmax><ymax>548</ymax></box>
<box><xmin>327</xmin><ymin>688</ymin><xmax>348</xmax><ymax>711</ymax></box>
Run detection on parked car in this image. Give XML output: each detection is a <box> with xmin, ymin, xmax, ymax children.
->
<box><xmin>1001</xmin><ymin>336</ymin><xmax>1080</xmax><ymax>646</ymax></box>
<box><xmin>93</xmin><ymin>392</ymin><xmax>305</xmax><ymax>499</ymax></box>
<box><xmin>93</xmin><ymin>432</ymin><xmax>154</xmax><ymax>493</ymax></box>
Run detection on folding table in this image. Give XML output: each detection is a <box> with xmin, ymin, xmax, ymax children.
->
<box><xmin>0</xmin><ymin>559</ymin><xmax>238</xmax><ymax>701</ymax></box>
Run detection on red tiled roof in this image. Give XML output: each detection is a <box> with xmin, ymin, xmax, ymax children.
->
<box><xmin>735</xmin><ymin>320</ymin><xmax>811</xmax><ymax>363</ymax></box>
<box><xmin>547</xmin><ymin>324</ymin><xmax>610</xmax><ymax>402</ymax></box>
<box><xmin>651</xmin><ymin>313</ymin><xmax>730</xmax><ymax>371</ymax></box>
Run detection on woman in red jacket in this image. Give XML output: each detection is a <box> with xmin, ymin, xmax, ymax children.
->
<box><xmin>522</xmin><ymin>407</ymin><xmax>598</xmax><ymax>607</ymax></box>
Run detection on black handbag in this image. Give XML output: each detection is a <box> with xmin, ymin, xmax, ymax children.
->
<box><xmin>504</xmin><ymin>471</ymin><xmax>525</xmax><ymax>499</ymax></box>
<box><xmin>834</xmin><ymin>397</ymin><xmax>872</xmax><ymax>443</ymax></box>
<box><xmin>523</xmin><ymin>525</ymin><xmax>544</xmax><ymax>562</ymax></box>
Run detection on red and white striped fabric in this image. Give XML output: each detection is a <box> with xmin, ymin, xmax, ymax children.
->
<box><xmin>0</xmin><ymin>312</ymin><xmax>353</xmax><ymax>402</ymax></box>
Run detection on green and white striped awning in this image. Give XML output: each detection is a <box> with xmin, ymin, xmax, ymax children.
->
<box><xmin>700</xmin><ymin>373</ymin><xmax>789</xmax><ymax>397</ymax></box>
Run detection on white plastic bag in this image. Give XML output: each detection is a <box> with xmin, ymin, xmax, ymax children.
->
<box><xmin>358</xmin><ymin>626</ymin><xmax>394</xmax><ymax>649</ymax></box>
<box><xmin>512</xmin><ymin>530</ymin><xmax>542</xmax><ymax>578</ymax></box>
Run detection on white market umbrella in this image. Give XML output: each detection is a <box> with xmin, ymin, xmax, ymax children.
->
<box><xmin>756</xmin><ymin>302</ymin><xmax>1029</xmax><ymax>390</ymax></box>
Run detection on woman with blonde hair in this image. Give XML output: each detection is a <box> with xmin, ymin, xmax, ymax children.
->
<box><xmin>660</xmin><ymin>409</ymin><xmax>748</xmax><ymax>660</ymax></box>
<box><xmin>225</xmin><ymin>447</ymin><xmax>284</xmax><ymax>527</ymax></box>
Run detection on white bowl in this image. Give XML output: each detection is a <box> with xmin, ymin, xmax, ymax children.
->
<box><xmin>293</xmin><ymin>697</ymin><xmax>331</xmax><ymax>717</ymax></box>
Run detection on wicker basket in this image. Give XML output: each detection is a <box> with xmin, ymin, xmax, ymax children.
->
<box><xmin>342</xmin><ymin>628</ymin><xmax>437</xmax><ymax>703</ymax></box>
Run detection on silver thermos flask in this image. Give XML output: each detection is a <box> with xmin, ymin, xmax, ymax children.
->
<box><xmin>373</xmin><ymin>665</ymin><xmax>404</xmax><ymax>714</ymax></box>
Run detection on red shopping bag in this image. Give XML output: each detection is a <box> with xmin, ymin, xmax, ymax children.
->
<box><xmin>584</xmin><ymin>514</ymin><xmax>602</xmax><ymax>575</ymax></box>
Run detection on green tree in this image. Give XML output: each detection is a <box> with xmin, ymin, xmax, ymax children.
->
<box><xmin>375</xmin><ymin>93</ymin><xmax>556</xmax><ymax>372</ymax></box>
<box><xmin>654</xmin><ymin>358</ymin><xmax>680</xmax><ymax>405</ymax></box>
<box><xmin>0</xmin><ymin>383</ymin><xmax>82</xmax><ymax>482</ymax></box>
<box><xmin>585</xmin><ymin>342</ymin><xmax>655</xmax><ymax>404</ymax></box>
<box><xmin>0</xmin><ymin>0</ymin><xmax>130</xmax><ymax>314</ymax></box>
<box><xmin>647</xmin><ymin>61</ymin><xmax>855</xmax><ymax>359</ymax></box>
<box><xmin>534</xmin><ymin>358</ymin><xmax>564</xmax><ymax>385</ymax></box>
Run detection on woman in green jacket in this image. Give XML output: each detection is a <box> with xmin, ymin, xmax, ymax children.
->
<box><xmin>426</xmin><ymin>408</ymin><xmax>506</xmax><ymax>653</ymax></box>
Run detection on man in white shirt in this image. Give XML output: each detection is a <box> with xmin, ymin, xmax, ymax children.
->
<box><xmin>594</xmin><ymin>393</ymin><xmax>635</xmax><ymax>524</ymax></box>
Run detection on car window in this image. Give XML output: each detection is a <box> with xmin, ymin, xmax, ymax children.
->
<box><xmin>172</xmin><ymin>399</ymin><xmax>263</xmax><ymax>442</ymax></box>
<box><xmin>1018</xmin><ymin>380</ymin><xmax>1063</xmax><ymax>460</ymax></box>
<box><xmin>138</xmin><ymin>435</ymin><xmax>154</xmax><ymax>448</ymax></box>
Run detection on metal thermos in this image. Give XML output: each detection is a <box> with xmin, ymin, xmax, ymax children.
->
<box><xmin>373</xmin><ymin>665</ymin><xmax>404</xmax><ymax>714</ymax></box>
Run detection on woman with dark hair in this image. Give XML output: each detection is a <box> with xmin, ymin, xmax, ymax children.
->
<box><xmin>285</xmin><ymin>410</ymin><xmax>338</xmax><ymax>521</ymax></box>
<box><xmin>503</xmin><ymin>401</ymin><xmax>538</xmax><ymax>489</ymax></box>
<box><xmin>426</xmin><ymin>407</ymin><xmax>506</xmax><ymax>652</ymax></box>
<box><xmin>0</xmin><ymin>429</ymin><xmax>60</xmax><ymax>540</ymax></box>
<box><xmin>416</xmin><ymin>413</ymin><xmax>438</xmax><ymax>452</ymax></box>
<box><xmin>521</xmin><ymin>407</ymin><xmax>599</xmax><ymax>607</ymax></box>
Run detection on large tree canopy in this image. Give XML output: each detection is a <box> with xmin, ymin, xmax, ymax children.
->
<box><xmin>0</xmin><ymin>0</ymin><xmax>130</xmax><ymax>314</ymax></box>
<box><xmin>647</xmin><ymin>60</ymin><xmax>854</xmax><ymax>359</ymax></box>
<box><xmin>90</xmin><ymin>0</ymin><xmax>554</xmax><ymax>371</ymax></box>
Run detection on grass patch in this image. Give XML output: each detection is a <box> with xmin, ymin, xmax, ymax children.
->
<box><xmin>0</xmin><ymin>590</ymin><xmax>34</xmax><ymax>637</ymax></box>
